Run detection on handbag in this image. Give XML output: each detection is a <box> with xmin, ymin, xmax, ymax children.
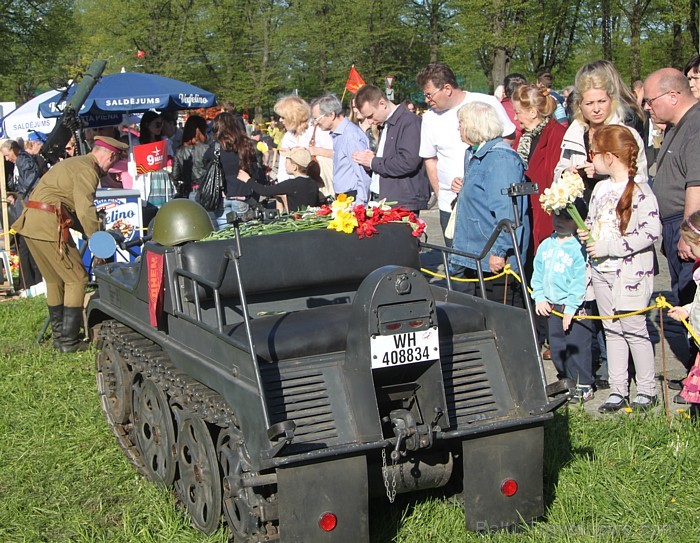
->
<box><xmin>444</xmin><ymin>199</ymin><xmax>458</xmax><ymax>239</ymax></box>
<box><xmin>198</xmin><ymin>143</ymin><xmax>224</xmax><ymax>211</ymax></box>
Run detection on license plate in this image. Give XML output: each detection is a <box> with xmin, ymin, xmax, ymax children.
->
<box><xmin>370</xmin><ymin>328</ymin><xmax>440</xmax><ymax>369</ymax></box>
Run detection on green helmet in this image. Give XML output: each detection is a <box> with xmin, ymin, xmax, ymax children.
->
<box><xmin>151</xmin><ymin>200</ymin><xmax>214</xmax><ymax>246</ymax></box>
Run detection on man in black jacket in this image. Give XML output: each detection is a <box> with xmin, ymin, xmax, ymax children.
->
<box><xmin>352</xmin><ymin>85</ymin><xmax>429</xmax><ymax>213</ymax></box>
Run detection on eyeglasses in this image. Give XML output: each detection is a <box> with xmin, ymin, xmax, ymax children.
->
<box><xmin>309</xmin><ymin>112</ymin><xmax>330</xmax><ymax>123</ymax></box>
<box><xmin>423</xmin><ymin>87</ymin><xmax>444</xmax><ymax>100</ymax></box>
<box><xmin>642</xmin><ymin>90</ymin><xmax>672</xmax><ymax>108</ymax></box>
<box><xmin>588</xmin><ymin>149</ymin><xmax>603</xmax><ymax>160</ymax></box>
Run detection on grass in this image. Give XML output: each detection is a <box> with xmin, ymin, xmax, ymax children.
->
<box><xmin>1</xmin><ymin>298</ymin><xmax>700</xmax><ymax>542</ymax></box>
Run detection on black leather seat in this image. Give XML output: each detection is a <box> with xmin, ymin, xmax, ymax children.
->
<box><xmin>226</xmin><ymin>301</ymin><xmax>485</xmax><ymax>363</ymax></box>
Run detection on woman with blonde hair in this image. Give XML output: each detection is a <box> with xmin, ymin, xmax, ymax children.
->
<box><xmin>449</xmin><ymin>101</ymin><xmax>530</xmax><ymax>307</ymax></box>
<box><xmin>273</xmin><ymin>95</ymin><xmax>334</xmax><ymax>193</ymax></box>
<box><xmin>554</xmin><ymin>60</ymin><xmax>647</xmax><ymax>198</ymax></box>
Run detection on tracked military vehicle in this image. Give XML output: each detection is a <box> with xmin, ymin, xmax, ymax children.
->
<box><xmin>87</xmin><ymin>200</ymin><xmax>570</xmax><ymax>541</ymax></box>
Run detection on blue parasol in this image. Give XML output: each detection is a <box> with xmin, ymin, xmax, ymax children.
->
<box><xmin>39</xmin><ymin>72</ymin><xmax>217</xmax><ymax>117</ymax></box>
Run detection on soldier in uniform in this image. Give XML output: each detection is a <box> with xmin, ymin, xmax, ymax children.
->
<box><xmin>12</xmin><ymin>136</ymin><xmax>129</xmax><ymax>352</ymax></box>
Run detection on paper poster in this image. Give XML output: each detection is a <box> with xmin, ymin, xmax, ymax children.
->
<box><xmin>133</xmin><ymin>140</ymin><xmax>167</xmax><ymax>174</ymax></box>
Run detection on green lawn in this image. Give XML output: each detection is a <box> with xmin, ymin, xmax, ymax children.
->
<box><xmin>1</xmin><ymin>298</ymin><xmax>699</xmax><ymax>543</ymax></box>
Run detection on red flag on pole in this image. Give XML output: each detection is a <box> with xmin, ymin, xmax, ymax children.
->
<box><xmin>345</xmin><ymin>65</ymin><xmax>366</xmax><ymax>94</ymax></box>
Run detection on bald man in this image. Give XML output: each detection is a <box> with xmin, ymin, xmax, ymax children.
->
<box><xmin>644</xmin><ymin>68</ymin><xmax>700</xmax><ymax>376</ymax></box>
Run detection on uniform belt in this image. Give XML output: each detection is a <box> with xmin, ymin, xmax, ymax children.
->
<box><xmin>26</xmin><ymin>200</ymin><xmax>75</xmax><ymax>256</ymax></box>
<box><xmin>26</xmin><ymin>200</ymin><xmax>58</xmax><ymax>213</ymax></box>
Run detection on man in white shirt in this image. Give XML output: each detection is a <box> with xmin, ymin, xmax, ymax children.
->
<box><xmin>416</xmin><ymin>62</ymin><xmax>516</xmax><ymax>243</ymax></box>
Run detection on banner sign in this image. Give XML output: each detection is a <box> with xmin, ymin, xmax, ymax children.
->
<box><xmin>133</xmin><ymin>140</ymin><xmax>167</xmax><ymax>174</ymax></box>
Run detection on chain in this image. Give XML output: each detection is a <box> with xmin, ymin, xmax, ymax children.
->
<box><xmin>381</xmin><ymin>447</ymin><xmax>397</xmax><ymax>503</ymax></box>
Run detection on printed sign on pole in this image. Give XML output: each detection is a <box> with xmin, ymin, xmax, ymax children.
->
<box><xmin>385</xmin><ymin>75</ymin><xmax>394</xmax><ymax>89</ymax></box>
<box><xmin>133</xmin><ymin>140</ymin><xmax>167</xmax><ymax>174</ymax></box>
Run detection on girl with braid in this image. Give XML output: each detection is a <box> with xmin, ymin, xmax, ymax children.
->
<box><xmin>578</xmin><ymin>125</ymin><xmax>661</xmax><ymax>412</ymax></box>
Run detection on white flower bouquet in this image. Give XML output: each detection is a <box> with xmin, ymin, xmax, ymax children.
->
<box><xmin>540</xmin><ymin>170</ymin><xmax>591</xmax><ymax>240</ymax></box>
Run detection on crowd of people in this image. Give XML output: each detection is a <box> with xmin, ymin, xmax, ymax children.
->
<box><xmin>3</xmin><ymin>56</ymin><xmax>700</xmax><ymax>412</ymax></box>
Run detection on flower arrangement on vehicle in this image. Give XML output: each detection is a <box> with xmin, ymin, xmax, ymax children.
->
<box><xmin>202</xmin><ymin>195</ymin><xmax>427</xmax><ymax>241</ymax></box>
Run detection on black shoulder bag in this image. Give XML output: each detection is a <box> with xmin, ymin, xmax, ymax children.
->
<box><xmin>198</xmin><ymin>143</ymin><xmax>225</xmax><ymax>211</ymax></box>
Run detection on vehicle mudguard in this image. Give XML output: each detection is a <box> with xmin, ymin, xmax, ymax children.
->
<box><xmin>462</xmin><ymin>425</ymin><xmax>544</xmax><ymax>530</ymax></box>
<box><xmin>277</xmin><ymin>455</ymin><xmax>369</xmax><ymax>542</ymax></box>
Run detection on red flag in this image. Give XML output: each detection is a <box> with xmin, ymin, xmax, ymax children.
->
<box><xmin>146</xmin><ymin>251</ymin><xmax>165</xmax><ymax>327</ymax></box>
<box><xmin>133</xmin><ymin>140</ymin><xmax>167</xmax><ymax>174</ymax></box>
<box><xmin>345</xmin><ymin>66</ymin><xmax>365</xmax><ymax>94</ymax></box>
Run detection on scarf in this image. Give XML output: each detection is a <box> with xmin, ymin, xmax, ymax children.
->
<box><xmin>517</xmin><ymin>118</ymin><xmax>549</xmax><ymax>167</ymax></box>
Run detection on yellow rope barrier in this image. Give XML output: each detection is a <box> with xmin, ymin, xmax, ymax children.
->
<box><xmin>421</xmin><ymin>264</ymin><xmax>700</xmax><ymax>343</ymax></box>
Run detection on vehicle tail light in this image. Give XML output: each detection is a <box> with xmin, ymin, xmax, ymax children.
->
<box><xmin>500</xmin><ymin>478</ymin><xmax>518</xmax><ymax>497</ymax></box>
<box><xmin>319</xmin><ymin>512</ymin><xmax>338</xmax><ymax>532</ymax></box>
<box><xmin>385</xmin><ymin>323</ymin><xmax>401</xmax><ymax>331</ymax></box>
<box><xmin>408</xmin><ymin>319</ymin><xmax>425</xmax><ymax>328</ymax></box>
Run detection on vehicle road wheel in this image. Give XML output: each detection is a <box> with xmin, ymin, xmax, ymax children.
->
<box><xmin>217</xmin><ymin>426</ymin><xmax>264</xmax><ymax>541</ymax></box>
<box><xmin>174</xmin><ymin>413</ymin><xmax>222</xmax><ymax>534</ymax></box>
<box><xmin>96</xmin><ymin>343</ymin><xmax>132</xmax><ymax>425</ymax></box>
<box><xmin>131</xmin><ymin>375</ymin><xmax>177</xmax><ymax>485</ymax></box>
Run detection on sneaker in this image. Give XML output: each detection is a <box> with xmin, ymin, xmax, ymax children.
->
<box><xmin>631</xmin><ymin>393</ymin><xmax>657</xmax><ymax>411</ymax></box>
<box><xmin>571</xmin><ymin>385</ymin><xmax>594</xmax><ymax>403</ymax></box>
<box><xmin>542</xmin><ymin>347</ymin><xmax>552</xmax><ymax>360</ymax></box>
<box><xmin>598</xmin><ymin>393</ymin><xmax>629</xmax><ymax>413</ymax></box>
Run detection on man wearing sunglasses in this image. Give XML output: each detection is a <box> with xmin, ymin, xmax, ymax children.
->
<box><xmin>644</xmin><ymin>67</ymin><xmax>700</xmax><ymax>389</ymax></box>
<box><xmin>12</xmin><ymin>136</ymin><xmax>129</xmax><ymax>353</ymax></box>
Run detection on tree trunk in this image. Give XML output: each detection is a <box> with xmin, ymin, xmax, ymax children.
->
<box><xmin>629</xmin><ymin>14</ymin><xmax>641</xmax><ymax>82</ymax></box>
<box><xmin>601</xmin><ymin>0</ymin><xmax>612</xmax><ymax>60</ymax></box>
<box><xmin>491</xmin><ymin>48</ymin><xmax>509</xmax><ymax>91</ymax></box>
<box><xmin>690</xmin><ymin>0</ymin><xmax>699</xmax><ymax>54</ymax></box>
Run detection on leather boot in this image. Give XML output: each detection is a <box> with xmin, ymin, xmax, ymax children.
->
<box><xmin>60</xmin><ymin>306</ymin><xmax>88</xmax><ymax>353</ymax></box>
<box><xmin>48</xmin><ymin>305</ymin><xmax>64</xmax><ymax>349</ymax></box>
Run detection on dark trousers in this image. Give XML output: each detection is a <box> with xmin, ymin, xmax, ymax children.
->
<box><xmin>452</xmin><ymin>267</ymin><xmax>525</xmax><ymax>308</ymax></box>
<box><xmin>439</xmin><ymin>209</ymin><xmax>452</xmax><ymax>247</ymax></box>
<box><xmin>662</xmin><ymin>214</ymin><xmax>697</xmax><ymax>370</ymax></box>
<box><xmin>17</xmin><ymin>234</ymin><xmax>42</xmax><ymax>289</ymax></box>
<box><xmin>662</xmin><ymin>215</ymin><xmax>697</xmax><ymax>306</ymax></box>
<box><xmin>548</xmin><ymin>309</ymin><xmax>594</xmax><ymax>385</ymax></box>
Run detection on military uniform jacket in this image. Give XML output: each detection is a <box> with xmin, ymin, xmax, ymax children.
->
<box><xmin>12</xmin><ymin>154</ymin><xmax>102</xmax><ymax>242</ymax></box>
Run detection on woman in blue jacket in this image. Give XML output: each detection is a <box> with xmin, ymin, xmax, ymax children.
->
<box><xmin>449</xmin><ymin>101</ymin><xmax>530</xmax><ymax>307</ymax></box>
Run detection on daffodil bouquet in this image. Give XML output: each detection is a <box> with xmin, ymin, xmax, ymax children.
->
<box><xmin>540</xmin><ymin>170</ymin><xmax>591</xmax><ymax>240</ymax></box>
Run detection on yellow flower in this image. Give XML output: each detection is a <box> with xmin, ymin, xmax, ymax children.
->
<box><xmin>328</xmin><ymin>209</ymin><xmax>358</xmax><ymax>234</ymax></box>
<box><xmin>330</xmin><ymin>195</ymin><xmax>355</xmax><ymax>218</ymax></box>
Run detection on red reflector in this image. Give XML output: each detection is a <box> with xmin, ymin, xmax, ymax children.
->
<box><xmin>408</xmin><ymin>320</ymin><xmax>425</xmax><ymax>328</ymax></box>
<box><xmin>386</xmin><ymin>323</ymin><xmax>401</xmax><ymax>331</ymax></box>
<box><xmin>319</xmin><ymin>512</ymin><xmax>338</xmax><ymax>532</ymax></box>
<box><xmin>501</xmin><ymin>479</ymin><xmax>518</xmax><ymax>497</ymax></box>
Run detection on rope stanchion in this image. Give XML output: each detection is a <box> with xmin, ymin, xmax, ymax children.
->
<box><xmin>659</xmin><ymin>301</ymin><xmax>671</xmax><ymax>428</ymax></box>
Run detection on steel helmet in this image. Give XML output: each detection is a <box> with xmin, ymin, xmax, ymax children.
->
<box><xmin>151</xmin><ymin>199</ymin><xmax>214</xmax><ymax>246</ymax></box>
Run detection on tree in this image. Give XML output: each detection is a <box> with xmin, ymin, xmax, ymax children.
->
<box><xmin>0</xmin><ymin>1</ymin><xmax>77</xmax><ymax>102</ymax></box>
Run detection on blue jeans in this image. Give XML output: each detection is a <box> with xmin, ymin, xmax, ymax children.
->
<box><xmin>215</xmin><ymin>199</ymin><xmax>250</xmax><ymax>230</ymax></box>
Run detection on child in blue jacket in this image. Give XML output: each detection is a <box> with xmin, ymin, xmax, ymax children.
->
<box><xmin>531</xmin><ymin>199</ymin><xmax>594</xmax><ymax>402</ymax></box>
